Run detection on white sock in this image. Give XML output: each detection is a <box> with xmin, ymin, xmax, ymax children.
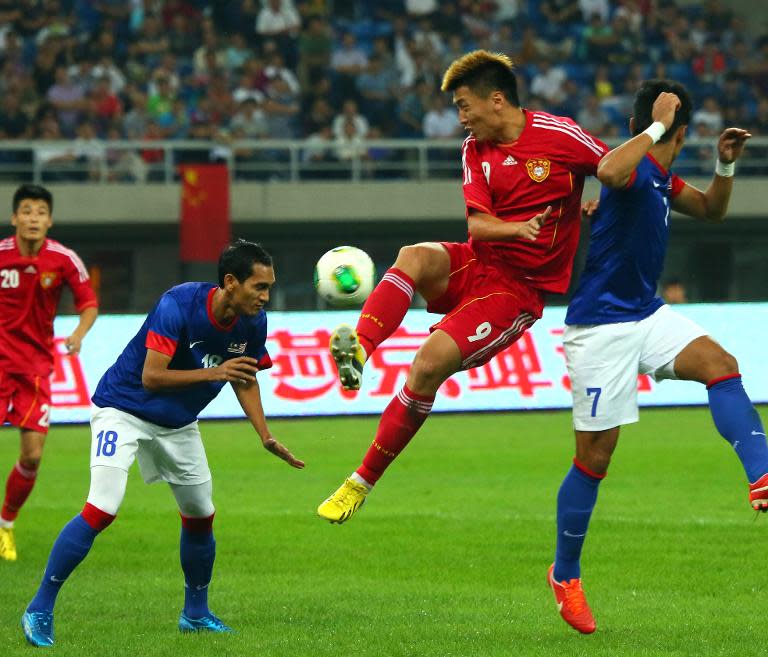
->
<box><xmin>0</xmin><ymin>517</ymin><xmax>14</xmax><ymax>529</ymax></box>
<box><xmin>350</xmin><ymin>472</ymin><xmax>373</xmax><ymax>489</ymax></box>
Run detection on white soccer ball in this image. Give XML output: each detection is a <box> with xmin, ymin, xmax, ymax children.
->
<box><xmin>314</xmin><ymin>246</ymin><xmax>376</xmax><ymax>307</ymax></box>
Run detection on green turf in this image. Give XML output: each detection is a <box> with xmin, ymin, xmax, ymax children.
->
<box><xmin>1</xmin><ymin>407</ymin><xmax>767</xmax><ymax>656</ymax></box>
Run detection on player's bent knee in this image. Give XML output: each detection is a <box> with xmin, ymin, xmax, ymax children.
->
<box><xmin>86</xmin><ymin>465</ymin><xmax>129</xmax><ymax>517</ymax></box>
<box><xmin>18</xmin><ymin>457</ymin><xmax>41</xmax><ymax>471</ymax></box>
<box><xmin>170</xmin><ymin>480</ymin><xmax>215</xmax><ymax>519</ymax></box>
<box><xmin>707</xmin><ymin>349</ymin><xmax>739</xmax><ymax>379</ymax></box>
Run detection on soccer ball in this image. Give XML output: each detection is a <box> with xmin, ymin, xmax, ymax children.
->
<box><xmin>314</xmin><ymin>246</ymin><xmax>376</xmax><ymax>307</ymax></box>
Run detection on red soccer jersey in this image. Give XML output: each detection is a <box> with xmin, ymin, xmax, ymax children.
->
<box><xmin>0</xmin><ymin>236</ymin><xmax>98</xmax><ymax>376</ymax></box>
<box><xmin>461</xmin><ymin>109</ymin><xmax>608</xmax><ymax>294</ymax></box>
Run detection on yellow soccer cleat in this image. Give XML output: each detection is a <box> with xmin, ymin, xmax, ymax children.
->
<box><xmin>317</xmin><ymin>478</ymin><xmax>369</xmax><ymax>524</ymax></box>
<box><xmin>0</xmin><ymin>527</ymin><xmax>17</xmax><ymax>561</ymax></box>
<box><xmin>329</xmin><ymin>324</ymin><xmax>365</xmax><ymax>391</ymax></box>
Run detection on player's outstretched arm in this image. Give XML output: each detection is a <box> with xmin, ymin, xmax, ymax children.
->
<box><xmin>597</xmin><ymin>92</ymin><xmax>681</xmax><ymax>188</ymax></box>
<box><xmin>65</xmin><ymin>306</ymin><xmax>98</xmax><ymax>354</ymax></box>
<box><xmin>672</xmin><ymin>127</ymin><xmax>751</xmax><ymax>223</ymax></box>
<box><xmin>233</xmin><ymin>380</ymin><xmax>305</xmax><ymax>469</ymax></box>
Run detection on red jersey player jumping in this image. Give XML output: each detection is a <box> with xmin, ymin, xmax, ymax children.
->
<box><xmin>0</xmin><ymin>184</ymin><xmax>98</xmax><ymax>560</ymax></box>
<box><xmin>317</xmin><ymin>50</ymin><xmax>608</xmax><ymax>523</ymax></box>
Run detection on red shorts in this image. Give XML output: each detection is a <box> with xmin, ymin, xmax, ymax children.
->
<box><xmin>427</xmin><ymin>242</ymin><xmax>545</xmax><ymax>370</ymax></box>
<box><xmin>0</xmin><ymin>372</ymin><xmax>51</xmax><ymax>434</ymax></box>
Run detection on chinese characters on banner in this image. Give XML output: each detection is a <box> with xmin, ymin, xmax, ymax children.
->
<box><xmin>44</xmin><ymin>308</ymin><xmax>702</xmax><ymax>424</ymax></box>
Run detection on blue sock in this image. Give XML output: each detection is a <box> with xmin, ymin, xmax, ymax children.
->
<box><xmin>554</xmin><ymin>462</ymin><xmax>604</xmax><ymax>582</ymax></box>
<box><xmin>708</xmin><ymin>375</ymin><xmax>768</xmax><ymax>483</ymax></box>
<box><xmin>180</xmin><ymin>526</ymin><xmax>216</xmax><ymax>618</ymax></box>
<box><xmin>27</xmin><ymin>515</ymin><xmax>99</xmax><ymax>614</ymax></box>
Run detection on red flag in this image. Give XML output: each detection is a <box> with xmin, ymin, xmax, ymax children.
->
<box><xmin>179</xmin><ymin>164</ymin><xmax>231</xmax><ymax>262</ymax></box>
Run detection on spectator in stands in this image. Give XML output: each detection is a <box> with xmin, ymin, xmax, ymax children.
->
<box><xmin>262</xmin><ymin>76</ymin><xmax>299</xmax><ymax>139</ymax></box>
<box><xmin>692</xmin><ymin>96</ymin><xmax>724</xmax><ymax>134</ymax></box>
<box><xmin>330</xmin><ymin>32</ymin><xmax>368</xmax><ymax>103</ymax></box>
<box><xmin>579</xmin><ymin>13</ymin><xmax>617</xmax><ymax>63</ymax></box>
<box><xmin>412</xmin><ymin>17</ymin><xmax>445</xmax><ymax>59</ymax></box>
<box><xmin>122</xmin><ymin>85</ymin><xmax>149</xmax><ymax>139</ymax></box>
<box><xmin>72</xmin><ymin>120</ymin><xmax>106</xmax><ymax>181</ymax></box>
<box><xmin>147</xmin><ymin>75</ymin><xmax>176</xmax><ymax>135</ymax></box>
<box><xmin>297</xmin><ymin>15</ymin><xmax>332</xmax><ymax>89</ymax></box>
<box><xmin>166</xmin><ymin>12</ymin><xmax>198</xmax><ymax>59</ymax></box>
<box><xmin>302</xmin><ymin>96</ymin><xmax>335</xmax><ymax>135</ymax></box>
<box><xmin>356</xmin><ymin>54</ymin><xmax>399</xmax><ymax>135</ymax></box>
<box><xmin>235</xmin><ymin>57</ymin><xmax>270</xmax><ymax>101</ymax></box>
<box><xmin>127</xmin><ymin>14</ymin><xmax>168</xmax><ymax>70</ymax></box>
<box><xmin>332</xmin><ymin>99</ymin><xmax>369</xmax><ymax>140</ymax></box>
<box><xmin>335</xmin><ymin>115</ymin><xmax>367</xmax><ymax>163</ymax></box>
<box><xmin>422</xmin><ymin>95</ymin><xmax>460</xmax><ymax>139</ymax></box>
<box><xmin>302</xmin><ymin>124</ymin><xmax>340</xmax><ymax>179</ymax></box>
<box><xmin>89</xmin><ymin>75</ymin><xmax>122</xmax><ymax>134</ymax></box>
<box><xmin>230</xmin><ymin>97</ymin><xmax>268</xmax><ymax>139</ymax></box>
<box><xmin>693</xmin><ymin>37</ymin><xmax>727</xmax><ymax>86</ymax></box>
<box><xmin>530</xmin><ymin>57</ymin><xmax>568</xmax><ymax>107</ymax></box>
<box><xmin>540</xmin><ymin>0</ymin><xmax>582</xmax><ymax>38</ymax></box>
<box><xmin>576</xmin><ymin>94</ymin><xmax>611</xmax><ymax>136</ymax></box>
<box><xmin>397</xmin><ymin>77</ymin><xmax>432</xmax><ymax>137</ymax></box>
<box><xmin>0</xmin><ymin>94</ymin><xmax>32</xmax><ymax>139</ymax></box>
<box><xmin>47</xmin><ymin>65</ymin><xmax>86</xmax><ymax>137</ymax></box>
<box><xmin>224</xmin><ymin>33</ymin><xmax>252</xmax><ymax>74</ymax></box>
<box><xmin>193</xmin><ymin>32</ymin><xmax>226</xmax><ymax>76</ymax></box>
<box><xmin>256</xmin><ymin>0</ymin><xmax>301</xmax><ymax>67</ymax></box>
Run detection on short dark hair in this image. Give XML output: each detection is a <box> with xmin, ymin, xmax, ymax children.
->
<box><xmin>632</xmin><ymin>79</ymin><xmax>692</xmax><ymax>144</ymax></box>
<box><xmin>441</xmin><ymin>50</ymin><xmax>520</xmax><ymax>106</ymax></box>
<box><xmin>13</xmin><ymin>184</ymin><xmax>53</xmax><ymax>213</ymax></box>
<box><xmin>218</xmin><ymin>239</ymin><xmax>273</xmax><ymax>286</ymax></box>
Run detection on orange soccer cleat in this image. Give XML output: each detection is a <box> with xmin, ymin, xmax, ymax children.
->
<box><xmin>547</xmin><ymin>564</ymin><xmax>596</xmax><ymax>634</ymax></box>
<box><xmin>749</xmin><ymin>472</ymin><xmax>768</xmax><ymax>511</ymax></box>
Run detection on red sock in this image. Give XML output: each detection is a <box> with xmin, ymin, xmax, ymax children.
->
<box><xmin>1</xmin><ymin>462</ymin><xmax>39</xmax><ymax>522</ymax></box>
<box><xmin>356</xmin><ymin>267</ymin><xmax>415</xmax><ymax>356</ymax></box>
<box><xmin>81</xmin><ymin>502</ymin><xmax>116</xmax><ymax>532</ymax></box>
<box><xmin>357</xmin><ymin>385</ymin><xmax>434</xmax><ymax>485</ymax></box>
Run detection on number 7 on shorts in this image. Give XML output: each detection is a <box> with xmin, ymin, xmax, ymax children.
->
<box><xmin>586</xmin><ymin>387</ymin><xmax>602</xmax><ymax>418</ymax></box>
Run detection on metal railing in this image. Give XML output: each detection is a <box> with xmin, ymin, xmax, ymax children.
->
<box><xmin>0</xmin><ymin>137</ymin><xmax>766</xmax><ymax>184</ymax></box>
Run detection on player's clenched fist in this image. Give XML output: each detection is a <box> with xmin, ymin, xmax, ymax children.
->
<box><xmin>214</xmin><ymin>356</ymin><xmax>260</xmax><ymax>383</ymax></box>
<box><xmin>651</xmin><ymin>92</ymin><xmax>681</xmax><ymax>131</ymax></box>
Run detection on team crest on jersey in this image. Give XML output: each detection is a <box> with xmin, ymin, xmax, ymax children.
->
<box><xmin>525</xmin><ymin>158</ymin><xmax>550</xmax><ymax>183</ymax></box>
<box><xmin>39</xmin><ymin>272</ymin><xmax>58</xmax><ymax>288</ymax></box>
<box><xmin>227</xmin><ymin>341</ymin><xmax>247</xmax><ymax>354</ymax></box>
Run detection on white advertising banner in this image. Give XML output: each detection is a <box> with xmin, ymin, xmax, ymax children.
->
<box><xmin>49</xmin><ymin>303</ymin><xmax>768</xmax><ymax>424</ymax></box>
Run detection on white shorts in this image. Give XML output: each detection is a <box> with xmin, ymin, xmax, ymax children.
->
<box><xmin>90</xmin><ymin>406</ymin><xmax>212</xmax><ymax>486</ymax></box>
<box><xmin>564</xmin><ymin>304</ymin><xmax>708</xmax><ymax>431</ymax></box>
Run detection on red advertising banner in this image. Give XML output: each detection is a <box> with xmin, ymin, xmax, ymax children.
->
<box><xmin>179</xmin><ymin>164</ymin><xmax>230</xmax><ymax>262</ymax></box>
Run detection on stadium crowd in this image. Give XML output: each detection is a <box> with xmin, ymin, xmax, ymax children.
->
<box><xmin>0</xmin><ymin>0</ymin><xmax>765</xmax><ymax>179</ymax></box>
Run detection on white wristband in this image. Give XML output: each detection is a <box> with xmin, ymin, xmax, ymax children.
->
<box><xmin>715</xmin><ymin>158</ymin><xmax>735</xmax><ymax>177</ymax></box>
<box><xmin>642</xmin><ymin>121</ymin><xmax>667</xmax><ymax>144</ymax></box>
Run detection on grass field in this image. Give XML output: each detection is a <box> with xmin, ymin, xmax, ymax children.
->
<box><xmin>1</xmin><ymin>407</ymin><xmax>767</xmax><ymax>657</ymax></box>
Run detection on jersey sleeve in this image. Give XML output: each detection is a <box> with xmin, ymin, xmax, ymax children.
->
<box><xmin>62</xmin><ymin>249</ymin><xmax>98</xmax><ymax>312</ymax></box>
<box><xmin>461</xmin><ymin>138</ymin><xmax>494</xmax><ymax>217</ymax></box>
<box><xmin>145</xmin><ymin>294</ymin><xmax>185</xmax><ymax>358</ymax></box>
<box><xmin>670</xmin><ymin>174</ymin><xmax>685</xmax><ymax>198</ymax></box>
<box><xmin>247</xmin><ymin>314</ymin><xmax>272</xmax><ymax>371</ymax></box>
<box><xmin>553</xmin><ymin>120</ymin><xmax>608</xmax><ymax>176</ymax></box>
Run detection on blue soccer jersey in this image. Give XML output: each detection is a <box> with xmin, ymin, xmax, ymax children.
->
<box><xmin>566</xmin><ymin>154</ymin><xmax>686</xmax><ymax>325</ymax></box>
<box><xmin>92</xmin><ymin>282</ymin><xmax>272</xmax><ymax>428</ymax></box>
